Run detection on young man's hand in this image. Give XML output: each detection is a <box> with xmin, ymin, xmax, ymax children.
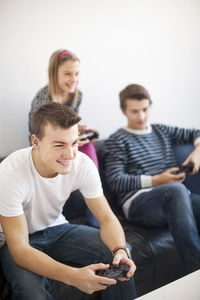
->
<box><xmin>182</xmin><ymin>144</ymin><xmax>200</xmax><ymax>174</ymax></box>
<box><xmin>112</xmin><ymin>249</ymin><xmax>136</xmax><ymax>281</ymax></box>
<box><xmin>152</xmin><ymin>167</ymin><xmax>186</xmax><ymax>186</ymax></box>
<box><xmin>71</xmin><ymin>264</ymin><xmax>116</xmax><ymax>294</ymax></box>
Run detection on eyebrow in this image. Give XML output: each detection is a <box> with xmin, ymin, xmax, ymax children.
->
<box><xmin>53</xmin><ymin>141</ymin><xmax>65</xmax><ymax>144</ymax></box>
<box><xmin>52</xmin><ymin>139</ymin><xmax>79</xmax><ymax>145</ymax></box>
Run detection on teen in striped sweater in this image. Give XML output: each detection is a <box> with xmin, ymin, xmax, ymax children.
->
<box><xmin>105</xmin><ymin>83</ymin><xmax>200</xmax><ymax>274</ymax></box>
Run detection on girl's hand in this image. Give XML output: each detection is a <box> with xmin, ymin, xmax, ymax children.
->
<box><xmin>78</xmin><ymin>133</ymin><xmax>90</xmax><ymax>147</ymax></box>
<box><xmin>78</xmin><ymin>125</ymin><xmax>99</xmax><ymax>145</ymax></box>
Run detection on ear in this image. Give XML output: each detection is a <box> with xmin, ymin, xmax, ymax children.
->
<box><xmin>121</xmin><ymin>107</ymin><xmax>127</xmax><ymax>116</ymax></box>
<box><xmin>31</xmin><ymin>134</ymin><xmax>40</xmax><ymax>148</ymax></box>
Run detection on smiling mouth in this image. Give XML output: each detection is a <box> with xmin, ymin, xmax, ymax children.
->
<box><xmin>57</xmin><ymin>160</ymin><xmax>71</xmax><ymax>167</ymax></box>
<box><xmin>66</xmin><ymin>84</ymin><xmax>76</xmax><ymax>89</ymax></box>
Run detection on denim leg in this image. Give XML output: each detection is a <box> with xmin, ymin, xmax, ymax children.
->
<box><xmin>39</xmin><ymin>223</ymin><xmax>136</xmax><ymax>300</ymax></box>
<box><xmin>129</xmin><ymin>182</ymin><xmax>200</xmax><ymax>273</ymax></box>
<box><xmin>190</xmin><ymin>193</ymin><xmax>200</xmax><ymax>233</ymax></box>
<box><xmin>1</xmin><ymin>223</ymin><xmax>136</xmax><ymax>299</ymax></box>
<box><xmin>101</xmin><ymin>277</ymin><xmax>136</xmax><ymax>300</ymax></box>
<box><xmin>0</xmin><ymin>244</ymin><xmax>53</xmax><ymax>300</ymax></box>
<box><xmin>38</xmin><ymin>224</ymin><xmax>112</xmax><ymax>265</ymax></box>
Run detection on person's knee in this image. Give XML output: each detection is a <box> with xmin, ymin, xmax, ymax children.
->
<box><xmin>16</xmin><ymin>285</ymin><xmax>52</xmax><ymax>300</ymax></box>
<box><xmin>167</xmin><ymin>182</ymin><xmax>188</xmax><ymax>198</ymax></box>
<box><xmin>11</xmin><ymin>270</ymin><xmax>51</xmax><ymax>299</ymax></box>
<box><xmin>164</xmin><ymin>182</ymin><xmax>192</xmax><ymax>212</ymax></box>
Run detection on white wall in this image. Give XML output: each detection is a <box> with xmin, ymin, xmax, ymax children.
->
<box><xmin>0</xmin><ymin>0</ymin><xmax>200</xmax><ymax>157</ymax></box>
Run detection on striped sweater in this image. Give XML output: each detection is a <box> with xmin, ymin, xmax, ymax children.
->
<box><xmin>104</xmin><ymin>124</ymin><xmax>200</xmax><ymax>207</ymax></box>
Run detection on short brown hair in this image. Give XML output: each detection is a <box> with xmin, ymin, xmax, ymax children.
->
<box><xmin>31</xmin><ymin>102</ymin><xmax>81</xmax><ymax>140</ymax></box>
<box><xmin>48</xmin><ymin>49</ymin><xmax>80</xmax><ymax>109</ymax></box>
<box><xmin>119</xmin><ymin>84</ymin><xmax>152</xmax><ymax>111</ymax></box>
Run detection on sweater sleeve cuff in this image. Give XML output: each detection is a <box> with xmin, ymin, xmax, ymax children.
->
<box><xmin>141</xmin><ymin>175</ymin><xmax>152</xmax><ymax>188</ymax></box>
<box><xmin>194</xmin><ymin>137</ymin><xmax>200</xmax><ymax>146</ymax></box>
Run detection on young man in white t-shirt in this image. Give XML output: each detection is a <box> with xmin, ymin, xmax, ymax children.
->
<box><xmin>0</xmin><ymin>102</ymin><xmax>136</xmax><ymax>300</ymax></box>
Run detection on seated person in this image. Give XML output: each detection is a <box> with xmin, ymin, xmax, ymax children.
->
<box><xmin>104</xmin><ymin>83</ymin><xmax>200</xmax><ymax>275</ymax></box>
<box><xmin>0</xmin><ymin>103</ymin><xmax>136</xmax><ymax>300</ymax></box>
<box><xmin>29</xmin><ymin>49</ymin><xmax>100</xmax><ymax>227</ymax></box>
<box><xmin>28</xmin><ymin>49</ymin><xmax>99</xmax><ymax>164</ymax></box>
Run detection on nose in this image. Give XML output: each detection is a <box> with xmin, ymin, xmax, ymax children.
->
<box><xmin>138</xmin><ymin>111</ymin><xmax>145</xmax><ymax>121</ymax></box>
<box><xmin>62</xmin><ymin>146</ymin><xmax>74</xmax><ymax>160</ymax></box>
<box><xmin>71</xmin><ymin>74</ymin><xmax>77</xmax><ymax>83</ymax></box>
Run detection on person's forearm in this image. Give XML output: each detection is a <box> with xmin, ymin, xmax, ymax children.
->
<box><xmin>152</xmin><ymin>174</ymin><xmax>160</xmax><ymax>186</ymax></box>
<box><xmin>12</xmin><ymin>244</ymin><xmax>77</xmax><ymax>286</ymax></box>
<box><xmin>99</xmin><ymin>215</ymin><xmax>127</xmax><ymax>252</ymax></box>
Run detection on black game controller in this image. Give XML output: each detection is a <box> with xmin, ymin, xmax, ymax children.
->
<box><xmin>174</xmin><ymin>162</ymin><xmax>194</xmax><ymax>175</ymax></box>
<box><xmin>80</xmin><ymin>131</ymin><xmax>99</xmax><ymax>141</ymax></box>
<box><xmin>180</xmin><ymin>162</ymin><xmax>194</xmax><ymax>174</ymax></box>
<box><xmin>96</xmin><ymin>264</ymin><xmax>130</xmax><ymax>279</ymax></box>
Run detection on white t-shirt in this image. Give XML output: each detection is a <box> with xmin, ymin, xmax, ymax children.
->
<box><xmin>0</xmin><ymin>147</ymin><xmax>103</xmax><ymax>247</ymax></box>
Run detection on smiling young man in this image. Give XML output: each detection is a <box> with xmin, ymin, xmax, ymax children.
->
<box><xmin>105</xmin><ymin>83</ymin><xmax>200</xmax><ymax>275</ymax></box>
<box><xmin>0</xmin><ymin>103</ymin><xmax>136</xmax><ymax>300</ymax></box>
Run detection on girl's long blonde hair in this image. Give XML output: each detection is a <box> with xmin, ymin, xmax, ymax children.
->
<box><xmin>48</xmin><ymin>49</ymin><xmax>80</xmax><ymax>109</ymax></box>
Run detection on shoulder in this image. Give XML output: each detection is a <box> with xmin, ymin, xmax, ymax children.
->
<box><xmin>152</xmin><ymin>123</ymin><xmax>165</xmax><ymax>129</ymax></box>
<box><xmin>72</xmin><ymin>151</ymin><xmax>95</xmax><ymax>170</ymax></box>
<box><xmin>151</xmin><ymin>123</ymin><xmax>171</xmax><ymax>132</ymax></box>
<box><xmin>109</xmin><ymin>128</ymin><xmax>129</xmax><ymax>139</ymax></box>
<box><xmin>0</xmin><ymin>148</ymin><xmax>32</xmax><ymax>177</ymax></box>
<box><xmin>0</xmin><ymin>148</ymin><xmax>33</xmax><ymax>198</ymax></box>
<box><xmin>78</xmin><ymin>89</ymin><xmax>83</xmax><ymax>99</ymax></box>
<box><xmin>77</xmin><ymin>90</ymin><xmax>82</xmax><ymax>105</ymax></box>
<box><xmin>106</xmin><ymin>128</ymin><xmax>132</xmax><ymax>144</ymax></box>
<box><xmin>31</xmin><ymin>86</ymin><xmax>51</xmax><ymax>107</ymax></box>
<box><xmin>70</xmin><ymin>151</ymin><xmax>100</xmax><ymax>184</ymax></box>
<box><xmin>36</xmin><ymin>86</ymin><xmax>49</xmax><ymax>98</ymax></box>
<box><xmin>104</xmin><ymin>128</ymin><xmax>131</xmax><ymax>154</ymax></box>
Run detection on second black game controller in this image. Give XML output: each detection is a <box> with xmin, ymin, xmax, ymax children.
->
<box><xmin>181</xmin><ymin>162</ymin><xmax>194</xmax><ymax>174</ymax></box>
<box><xmin>96</xmin><ymin>264</ymin><xmax>130</xmax><ymax>279</ymax></box>
<box><xmin>80</xmin><ymin>131</ymin><xmax>99</xmax><ymax>141</ymax></box>
<box><xmin>174</xmin><ymin>162</ymin><xmax>194</xmax><ymax>175</ymax></box>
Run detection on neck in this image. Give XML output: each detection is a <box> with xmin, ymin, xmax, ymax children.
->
<box><xmin>54</xmin><ymin>90</ymin><xmax>71</xmax><ymax>104</ymax></box>
<box><xmin>127</xmin><ymin>125</ymin><xmax>148</xmax><ymax>131</ymax></box>
<box><xmin>31</xmin><ymin>148</ymin><xmax>57</xmax><ymax>178</ymax></box>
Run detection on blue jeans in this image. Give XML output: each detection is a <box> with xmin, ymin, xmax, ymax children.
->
<box><xmin>128</xmin><ymin>182</ymin><xmax>200</xmax><ymax>274</ymax></box>
<box><xmin>0</xmin><ymin>223</ymin><xmax>136</xmax><ymax>300</ymax></box>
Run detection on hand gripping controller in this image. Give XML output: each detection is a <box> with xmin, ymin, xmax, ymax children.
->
<box><xmin>174</xmin><ymin>162</ymin><xmax>194</xmax><ymax>175</ymax></box>
<box><xmin>96</xmin><ymin>264</ymin><xmax>130</xmax><ymax>279</ymax></box>
<box><xmin>80</xmin><ymin>131</ymin><xmax>99</xmax><ymax>141</ymax></box>
<box><xmin>182</xmin><ymin>162</ymin><xmax>194</xmax><ymax>174</ymax></box>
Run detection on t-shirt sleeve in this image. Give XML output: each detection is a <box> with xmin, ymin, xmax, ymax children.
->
<box><xmin>76</xmin><ymin>156</ymin><xmax>103</xmax><ymax>199</ymax></box>
<box><xmin>0</xmin><ymin>173</ymin><xmax>24</xmax><ymax>217</ymax></box>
